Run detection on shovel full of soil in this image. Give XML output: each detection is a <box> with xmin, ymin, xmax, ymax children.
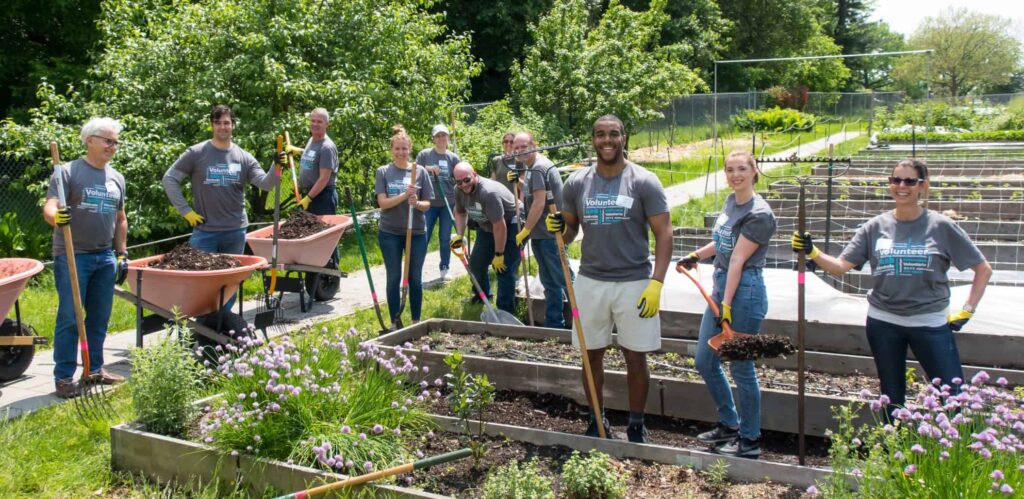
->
<box><xmin>718</xmin><ymin>334</ymin><xmax>797</xmax><ymax>361</ymax></box>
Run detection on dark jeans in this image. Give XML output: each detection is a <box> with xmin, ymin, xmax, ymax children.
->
<box><xmin>866</xmin><ymin>316</ymin><xmax>964</xmax><ymax>410</ymax></box>
<box><xmin>378</xmin><ymin>230</ymin><xmax>427</xmax><ymax>322</ymax></box>
<box><xmin>189</xmin><ymin>227</ymin><xmax>247</xmax><ymax>311</ymax></box>
<box><xmin>530</xmin><ymin>237</ymin><xmax>570</xmax><ymax>328</ymax></box>
<box><xmin>53</xmin><ymin>250</ymin><xmax>115</xmax><ymax>381</ymax></box>
<box><xmin>307</xmin><ymin>186</ymin><xmax>338</xmax><ymax>215</ymax></box>
<box><xmin>468</xmin><ymin>226</ymin><xmax>521</xmax><ymax>314</ymax></box>
<box><xmin>425</xmin><ymin>206</ymin><xmax>452</xmax><ymax>271</ymax></box>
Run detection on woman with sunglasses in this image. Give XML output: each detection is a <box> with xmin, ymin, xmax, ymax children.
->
<box><xmin>791</xmin><ymin>158</ymin><xmax>992</xmax><ymax>413</ymax></box>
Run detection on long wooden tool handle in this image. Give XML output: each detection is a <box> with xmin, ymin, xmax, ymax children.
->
<box><xmin>284</xmin><ymin>131</ymin><xmax>302</xmax><ymax>203</ymax></box>
<box><xmin>50</xmin><ymin>142</ymin><xmax>90</xmax><ymax>377</ymax></box>
<box><xmin>545</xmin><ymin>193</ymin><xmax>604</xmax><ymax>439</ymax></box>
<box><xmin>514</xmin><ymin>181</ymin><xmax>535</xmax><ymax>325</ymax></box>
<box><xmin>401</xmin><ymin>165</ymin><xmax>418</xmax><ymax>293</ymax></box>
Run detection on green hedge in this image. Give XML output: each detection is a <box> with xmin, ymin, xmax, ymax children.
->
<box><xmin>878</xmin><ymin>129</ymin><xmax>1024</xmax><ymax>142</ymax></box>
<box><xmin>731</xmin><ymin>106</ymin><xmax>817</xmax><ymax>132</ymax></box>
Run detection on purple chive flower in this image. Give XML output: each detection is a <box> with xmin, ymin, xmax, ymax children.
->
<box><xmin>364</xmin><ymin>461</ymin><xmax>374</xmax><ymax>471</ymax></box>
<box><xmin>423</xmin><ymin>366</ymin><xmax>430</xmax><ymax>373</ymax></box>
<box><xmin>230</xmin><ymin>450</ymin><xmax>239</xmax><ymax>457</ymax></box>
<box><xmin>870</xmin><ymin>400</ymin><xmax>882</xmax><ymax>411</ymax></box>
<box><xmin>393</xmin><ymin>428</ymin><xmax>402</xmax><ymax>436</ymax></box>
<box><xmin>980</xmin><ymin>448</ymin><xmax>993</xmax><ymax>459</ymax></box>
<box><xmin>992</xmin><ymin>470</ymin><xmax>1005</xmax><ymax>481</ymax></box>
<box><xmin>911</xmin><ymin>444</ymin><xmax>925</xmax><ymax>454</ymax></box>
<box><xmin>373</xmin><ymin>424</ymin><xmax>384</xmax><ymax>434</ymax></box>
<box><xmin>806</xmin><ymin>485</ymin><xmax>820</xmax><ymax>496</ymax></box>
<box><xmin>1001</xmin><ymin>484</ymin><xmax>1014</xmax><ymax>495</ymax></box>
<box><xmin>894</xmin><ymin>451</ymin><xmax>904</xmax><ymax>460</ymax></box>
<box><xmin>904</xmin><ymin>464</ymin><xmax>916</xmax><ymax>476</ymax></box>
<box><xmin>359</xmin><ymin>432</ymin><xmax>367</xmax><ymax>440</ymax></box>
<box><xmin>341</xmin><ymin>425</ymin><xmax>351</xmax><ymax>434</ymax></box>
<box><xmin>971</xmin><ymin>371</ymin><xmax>990</xmax><ymax>385</ymax></box>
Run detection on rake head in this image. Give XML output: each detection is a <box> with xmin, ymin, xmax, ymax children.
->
<box><xmin>253</xmin><ymin>293</ymin><xmax>285</xmax><ymax>342</ymax></box>
<box><xmin>718</xmin><ymin>334</ymin><xmax>797</xmax><ymax>361</ymax></box>
<box><xmin>72</xmin><ymin>376</ymin><xmax>117</xmax><ymax>426</ymax></box>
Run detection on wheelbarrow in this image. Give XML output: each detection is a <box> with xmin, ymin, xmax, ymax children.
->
<box><xmin>113</xmin><ymin>254</ymin><xmax>268</xmax><ymax>352</ymax></box>
<box><xmin>246</xmin><ymin>214</ymin><xmax>353</xmax><ymax>313</ymax></box>
<box><xmin>0</xmin><ymin>258</ymin><xmax>47</xmax><ymax>382</ymax></box>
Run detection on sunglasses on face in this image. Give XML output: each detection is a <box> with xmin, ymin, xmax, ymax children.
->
<box><xmin>502</xmin><ymin>139</ymin><xmax>513</xmax><ymax>144</ymax></box>
<box><xmin>454</xmin><ymin>176</ymin><xmax>473</xmax><ymax>186</ymax></box>
<box><xmin>889</xmin><ymin>176</ymin><xmax>923</xmax><ymax>186</ymax></box>
<box><xmin>91</xmin><ymin>135</ymin><xmax>121</xmax><ymax>147</ymax></box>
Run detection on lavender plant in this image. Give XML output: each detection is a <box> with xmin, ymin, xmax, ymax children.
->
<box><xmin>814</xmin><ymin>371</ymin><xmax>1024</xmax><ymax>497</ymax></box>
<box><xmin>197</xmin><ymin>327</ymin><xmax>438</xmax><ymax>478</ymax></box>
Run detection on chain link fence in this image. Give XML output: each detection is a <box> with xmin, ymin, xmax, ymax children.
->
<box><xmin>0</xmin><ymin>155</ymin><xmax>51</xmax><ymax>259</ymax></box>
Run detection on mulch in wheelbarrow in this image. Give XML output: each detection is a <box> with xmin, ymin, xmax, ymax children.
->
<box><xmin>278</xmin><ymin>210</ymin><xmax>330</xmax><ymax>239</ymax></box>
<box><xmin>147</xmin><ymin>243</ymin><xmax>241</xmax><ymax>271</ymax></box>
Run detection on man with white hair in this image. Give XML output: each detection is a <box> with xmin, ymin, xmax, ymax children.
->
<box><xmin>43</xmin><ymin>117</ymin><xmax>129</xmax><ymax>398</ymax></box>
<box><xmin>293</xmin><ymin>107</ymin><xmax>339</xmax><ymax>213</ymax></box>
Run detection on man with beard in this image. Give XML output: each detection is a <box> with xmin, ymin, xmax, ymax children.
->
<box><xmin>546</xmin><ymin>114</ymin><xmax>672</xmax><ymax>443</ymax></box>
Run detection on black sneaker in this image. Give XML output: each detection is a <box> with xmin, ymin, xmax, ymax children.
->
<box><xmin>626</xmin><ymin>422</ymin><xmax>649</xmax><ymax>443</ymax></box>
<box><xmin>696</xmin><ymin>423</ymin><xmax>739</xmax><ymax>445</ymax></box>
<box><xmin>585</xmin><ymin>416</ymin><xmax>612</xmax><ymax>438</ymax></box>
<box><xmin>718</xmin><ymin>437</ymin><xmax>761</xmax><ymax>458</ymax></box>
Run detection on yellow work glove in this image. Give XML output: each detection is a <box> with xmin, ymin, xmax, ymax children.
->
<box><xmin>285</xmin><ymin>145</ymin><xmax>304</xmax><ymax>156</ymax></box>
<box><xmin>183</xmin><ymin>210</ymin><xmax>205</xmax><ymax>227</ymax></box>
<box><xmin>677</xmin><ymin>251</ymin><xmax>700</xmax><ymax>271</ymax></box>
<box><xmin>636</xmin><ymin>279</ymin><xmax>663</xmax><ymax>318</ymax></box>
<box><xmin>298</xmin><ymin>195</ymin><xmax>312</xmax><ymax>210</ymax></box>
<box><xmin>791</xmin><ymin>232</ymin><xmax>820</xmax><ymax>259</ymax></box>
<box><xmin>947</xmin><ymin>309</ymin><xmax>973</xmax><ymax>332</ymax></box>
<box><xmin>716</xmin><ymin>303</ymin><xmax>732</xmax><ymax>328</ymax></box>
<box><xmin>491</xmin><ymin>252</ymin><xmax>506</xmax><ymax>273</ymax></box>
<box><xmin>515</xmin><ymin>227</ymin><xmax>531</xmax><ymax>247</ymax></box>
<box><xmin>449</xmin><ymin>234</ymin><xmax>464</xmax><ymax>252</ymax></box>
<box><xmin>54</xmin><ymin>207</ymin><xmax>72</xmax><ymax>226</ymax></box>
<box><xmin>506</xmin><ymin>170</ymin><xmax>520</xmax><ymax>183</ymax></box>
<box><xmin>275</xmin><ymin>151</ymin><xmax>288</xmax><ymax>169</ymax></box>
<box><xmin>545</xmin><ymin>212</ymin><xmax>565</xmax><ymax>234</ymax></box>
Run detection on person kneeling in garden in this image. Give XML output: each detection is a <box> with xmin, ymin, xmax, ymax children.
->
<box><xmin>44</xmin><ymin>117</ymin><xmax>129</xmax><ymax>398</ymax></box>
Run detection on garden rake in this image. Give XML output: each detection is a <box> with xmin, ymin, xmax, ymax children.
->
<box><xmin>254</xmin><ymin>136</ymin><xmax>286</xmax><ymax>341</ymax></box>
<box><xmin>451</xmin><ymin>244</ymin><xmax>522</xmax><ymax>326</ymax></box>
<box><xmin>50</xmin><ymin>142</ymin><xmax>115</xmax><ymax>425</ymax></box>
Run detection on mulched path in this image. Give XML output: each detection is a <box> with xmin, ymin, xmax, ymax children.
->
<box><xmin>278</xmin><ymin>210</ymin><xmax>330</xmax><ymax>239</ymax></box>
<box><xmin>147</xmin><ymin>243</ymin><xmax>241</xmax><ymax>271</ymax></box>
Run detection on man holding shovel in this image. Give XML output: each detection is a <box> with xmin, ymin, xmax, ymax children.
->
<box><xmin>545</xmin><ymin>114</ymin><xmax>672</xmax><ymax>443</ymax></box>
<box><xmin>44</xmin><ymin>117</ymin><xmax>128</xmax><ymax>398</ymax></box>
<box><xmin>510</xmin><ymin>131</ymin><xmax>570</xmax><ymax>329</ymax></box>
<box><xmin>450</xmin><ymin>162</ymin><xmax>520</xmax><ymax>314</ymax></box>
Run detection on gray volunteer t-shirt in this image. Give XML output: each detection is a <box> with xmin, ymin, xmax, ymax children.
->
<box><xmin>416</xmin><ymin>148</ymin><xmax>460</xmax><ymax>208</ymax></box>
<box><xmin>562</xmin><ymin>161</ymin><xmax>668</xmax><ymax>282</ymax></box>
<box><xmin>711</xmin><ymin>193</ymin><xmax>777</xmax><ymax>270</ymax></box>
<box><xmin>840</xmin><ymin>210</ymin><xmax>985</xmax><ymax>315</ymax></box>
<box><xmin>298</xmin><ymin>136</ymin><xmax>339</xmax><ymax>191</ymax></box>
<box><xmin>454</xmin><ymin>177</ymin><xmax>516</xmax><ymax>233</ymax></box>
<box><xmin>374</xmin><ymin>163</ymin><xmax>433</xmax><ymax>235</ymax></box>
<box><xmin>162</xmin><ymin>140</ymin><xmax>278</xmax><ymax>231</ymax></box>
<box><xmin>523</xmin><ymin>154</ymin><xmax>563</xmax><ymax>241</ymax></box>
<box><xmin>491</xmin><ymin>154</ymin><xmax>518</xmax><ymax>193</ymax></box>
<box><xmin>48</xmin><ymin>159</ymin><xmax>125</xmax><ymax>257</ymax></box>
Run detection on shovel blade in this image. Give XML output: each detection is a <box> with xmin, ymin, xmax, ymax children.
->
<box><xmin>707</xmin><ymin>324</ymin><xmax>753</xmax><ymax>352</ymax></box>
<box><xmin>480</xmin><ymin>308</ymin><xmax>524</xmax><ymax>326</ymax></box>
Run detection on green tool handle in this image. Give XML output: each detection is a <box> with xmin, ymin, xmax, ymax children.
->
<box><xmin>345</xmin><ymin>186</ymin><xmax>387</xmax><ymax>332</ymax></box>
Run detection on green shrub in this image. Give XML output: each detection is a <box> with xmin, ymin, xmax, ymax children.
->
<box><xmin>731</xmin><ymin>106</ymin><xmax>817</xmax><ymax>132</ymax></box>
<box><xmin>561</xmin><ymin>451</ymin><xmax>627</xmax><ymax>499</ymax></box>
<box><xmin>128</xmin><ymin>323</ymin><xmax>203</xmax><ymax>437</ymax></box>
<box><xmin>878</xmin><ymin>129</ymin><xmax>1024</xmax><ymax>142</ymax></box>
<box><xmin>482</xmin><ymin>458</ymin><xmax>553</xmax><ymax>499</ymax></box>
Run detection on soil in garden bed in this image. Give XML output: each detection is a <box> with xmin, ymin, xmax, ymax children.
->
<box><xmin>147</xmin><ymin>243</ymin><xmax>241</xmax><ymax>270</ymax></box>
<box><xmin>425</xmin><ymin>390</ymin><xmax>831</xmax><ymax>468</ymax></box>
<box><xmin>414</xmin><ymin>430</ymin><xmax>805</xmax><ymax>498</ymax></box>
<box><xmin>416</xmin><ymin>331</ymin><xmax>877</xmax><ymax>397</ymax></box>
<box><xmin>278</xmin><ymin>210</ymin><xmax>330</xmax><ymax>239</ymax></box>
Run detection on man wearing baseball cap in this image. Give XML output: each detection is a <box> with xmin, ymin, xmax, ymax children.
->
<box><xmin>416</xmin><ymin>124</ymin><xmax>461</xmax><ymax>281</ymax></box>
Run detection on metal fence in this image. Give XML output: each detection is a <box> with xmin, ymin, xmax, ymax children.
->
<box><xmin>0</xmin><ymin>155</ymin><xmax>51</xmax><ymax>259</ymax></box>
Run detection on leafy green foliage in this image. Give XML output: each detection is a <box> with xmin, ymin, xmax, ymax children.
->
<box><xmin>561</xmin><ymin>451</ymin><xmax>627</xmax><ymax>499</ymax></box>
<box><xmin>879</xmin><ymin>130</ymin><xmax>1024</xmax><ymax>143</ymax></box>
<box><xmin>510</xmin><ymin>0</ymin><xmax>704</xmax><ymax>140</ymax></box>
<box><xmin>128</xmin><ymin>322</ymin><xmax>203</xmax><ymax>437</ymax></box>
<box><xmin>731</xmin><ymin>107</ymin><xmax>817</xmax><ymax>132</ymax></box>
<box><xmin>454</xmin><ymin>100</ymin><xmax>561</xmax><ymax>176</ymax></box>
<box><xmin>482</xmin><ymin>458</ymin><xmax>554</xmax><ymax>499</ymax></box>
<box><xmin>444</xmin><ymin>351</ymin><xmax>496</xmax><ymax>463</ymax></box>
<box><xmin>0</xmin><ymin>213</ymin><xmax>26</xmax><ymax>257</ymax></box>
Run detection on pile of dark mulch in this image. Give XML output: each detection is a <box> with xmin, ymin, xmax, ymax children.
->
<box><xmin>147</xmin><ymin>243</ymin><xmax>241</xmax><ymax>271</ymax></box>
<box><xmin>278</xmin><ymin>210</ymin><xmax>330</xmax><ymax>239</ymax></box>
<box><xmin>720</xmin><ymin>334</ymin><xmax>797</xmax><ymax>361</ymax></box>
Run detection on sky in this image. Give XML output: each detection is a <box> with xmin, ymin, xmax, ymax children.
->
<box><xmin>871</xmin><ymin>0</ymin><xmax>1024</xmax><ymax>42</ymax></box>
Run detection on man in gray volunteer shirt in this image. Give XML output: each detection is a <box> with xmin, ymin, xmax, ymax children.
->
<box><xmin>43</xmin><ymin>117</ymin><xmax>129</xmax><ymax>398</ymax></box>
<box><xmin>546</xmin><ymin>114</ymin><xmax>673</xmax><ymax>443</ymax></box>
<box><xmin>417</xmin><ymin>124</ymin><xmax>461</xmax><ymax>281</ymax></box>
<box><xmin>162</xmin><ymin>105</ymin><xmax>280</xmax><ymax>254</ymax></box>
<box><xmin>449</xmin><ymin>162</ymin><xmax>521</xmax><ymax>313</ymax></box>
<box><xmin>509</xmin><ymin>131</ymin><xmax>570</xmax><ymax>328</ymax></box>
<box><xmin>293</xmin><ymin>107</ymin><xmax>339</xmax><ymax>214</ymax></box>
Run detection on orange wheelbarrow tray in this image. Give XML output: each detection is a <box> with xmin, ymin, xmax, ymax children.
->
<box><xmin>246</xmin><ymin>214</ymin><xmax>353</xmax><ymax>268</ymax></box>
<box><xmin>0</xmin><ymin>258</ymin><xmax>48</xmax><ymax>381</ymax></box>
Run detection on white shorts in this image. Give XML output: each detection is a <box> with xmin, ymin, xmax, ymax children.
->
<box><xmin>570</xmin><ymin>274</ymin><xmax>661</xmax><ymax>352</ymax></box>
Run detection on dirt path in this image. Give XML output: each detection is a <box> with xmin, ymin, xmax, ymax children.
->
<box><xmin>629</xmin><ymin>137</ymin><xmax>750</xmax><ymax>163</ymax></box>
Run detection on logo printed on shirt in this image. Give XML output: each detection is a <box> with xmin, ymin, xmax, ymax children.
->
<box><xmin>582</xmin><ymin>194</ymin><xmax>628</xmax><ymax>225</ymax></box>
<box><xmin>875</xmin><ymin>240</ymin><xmax>932</xmax><ymax>277</ymax></box>
<box><xmin>712</xmin><ymin>213</ymin><xmax>734</xmax><ymax>257</ymax></box>
<box><xmin>205</xmin><ymin>163</ymin><xmax>242</xmax><ymax>187</ymax></box>
<box><xmin>300</xmin><ymin>149</ymin><xmax>316</xmax><ymax>170</ymax></box>
<box><xmin>79</xmin><ymin>183</ymin><xmax>120</xmax><ymax>214</ymax></box>
<box><xmin>468</xmin><ymin>202</ymin><xmax>486</xmax><ymax>223</ymax></box>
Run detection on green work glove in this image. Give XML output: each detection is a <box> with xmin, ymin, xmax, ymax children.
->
<box><xmin>54</xmin><ymin>207</ymin><xmax>72</xmax><ymax>227</ymax></box>
<box><xmin>677</xmin><ymin>251</ymin><xmax>700</xmax><ymax>271</ymax></box>
<box><xmin>491</xmin><ymin>252</ymin><xmax>506</xmax><ymax>273</ymax></box>
<box><xmin>716</xmin><ymin>303</ymin><xmax>732</xmax><ymax>328</ymax></box>
<box><xmin>545</xmin><ymin>212</ymin><xmax>565</xmax><ymax>234</ymax></box>
<box><xmin>947</xmin><ymin>309</ymin><xmax>973</xmax><ymax>332</ymax></box>
<box><xmin>636</xmin><ymin>279</ymin><xmax>663</xmax><ymax>318</ymax></box>
<box><xmin>791</xmin><ymin>232</ymin><xmax>820</xmax><ymax>259</ymax></box>
<box><xmin>183</xmin><ymin>210</ymin><xmax>205</xmax><ymax>227</ymax></box>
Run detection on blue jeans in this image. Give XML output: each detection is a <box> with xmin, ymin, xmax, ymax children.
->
<box><xmin>695</xmin><ymin>267</ymin><xmax>767</xmax><ymax>439</ymax></box>
<box><xmin>53</xmin><ymin>250</ymin><xmax>116</xmax><ymax>381</ymax></box>
<box><xmin>468</xmin><ymin>227</ymin><xmax>521</xmax><ymax>314</ymax></box>
<box><xmin>866</xmin><ymin>316</ymin><xmax>964</xmax><ymax>410</ymax></box>
<box><xmin>531</xmin><ymin>238</ymin><xmax>571</xmax><ymax>328</ymax></box>
<box><xmin>378</xmin><ymin>230</ymin><xmax>427</xmax><ymax>322</ymax></box>
<box><xmin>189</xmin><ymin>227</ymin><xmax>247</xmax><ymax>311</ymax></box>
<box><xmin>424</xmin><ymin>206</ymin><xmax>452</xmax><ymax>271</ymax></box>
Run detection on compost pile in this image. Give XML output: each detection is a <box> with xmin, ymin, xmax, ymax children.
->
<box><xmin>147</xmin><ymin>244</ymin><xmax>241</xmax><ymax>271</ymax></box>
<box><xmin>719</xmin><ymin>334</ymin><xmax>797</xmax><ymax>361</ymax></box>
<box><xmin>278</xmin><ymin>210</ymin><xmax>330</xmax><ymax>239</ymax></box>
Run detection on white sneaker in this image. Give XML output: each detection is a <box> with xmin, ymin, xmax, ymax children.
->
<box><xmin>439</xmin><ymin>268</ymin><xmax>451</xmax><ymax>282</ymax></box>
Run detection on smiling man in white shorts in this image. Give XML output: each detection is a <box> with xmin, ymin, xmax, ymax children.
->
<box><xmin>545</xmin><ymin>114</ymin><xmax>673</xmax><ymax>443</ymax></box>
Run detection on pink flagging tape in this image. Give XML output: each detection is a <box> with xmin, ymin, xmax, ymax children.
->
<box><xmin>80</xmin><ymin>340</ymin><xmax>88</xmax><ymax>352</ymax></box>
<box><xmin>402</xmin><ymin>279</ymin><xmax>409</xmax><ymax>286</ymax></box>
<box><xmin>371</xmin><ymin>292</ymin><xmax>378</xmax><ymax>301</ymax></box>
<box><xmin>571</xmin><ymin>308</ymin><xmax>580</xmax><ymax>318</ymax></box>
<box><xmin>798</xmin><ymin>272</ymin><xmax>805</xmax><ymax>284</ymax></box>
<box><xmin>478</xmin><ymin>292</ymin><xmax>486</xmax><ymax>299</ymax></box>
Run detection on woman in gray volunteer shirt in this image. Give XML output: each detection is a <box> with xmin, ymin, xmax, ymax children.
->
<box><xmin>792</xmin><ymin>158</ymin><xmax>992</xmax><ymax>414</ymax></box>
<box><xmin>677</xmin><ymin>150</ymin><xmax>776</xmax><ymax>458</ymax></box>
<box><xmin>374</xmin><ymin>125</ymin><xmax>433</xmax><ymax>327</ymax></box>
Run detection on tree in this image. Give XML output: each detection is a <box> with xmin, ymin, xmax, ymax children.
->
<box><xmin>1</xmin><ymin>0</ymin><xmax>480</xmax><ymax>240</ymax></box>
<box><xmin>816</xmin><ymin>0</ymin><xmax>906</xmax><ymax>90</ymax></box>
<box><xmin>615</xmin><ymin>0</ymin><xmax>731</xmax><ymax>80</ymax></box>
<box><xmin>894</xmin><ymin>8</ymin><xmax>1023</xmax><ymax>98</ymax></box>
<box><xmin>510</xmin><ymin>0</ymin><xmax>704</xmax><ymax>140</ymax></box>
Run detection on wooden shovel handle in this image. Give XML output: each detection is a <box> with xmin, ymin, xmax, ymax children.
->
<box><xmin>50</xmin><ymin>142</ymin><xmax>91</xmax><ymax>377</ymax></box>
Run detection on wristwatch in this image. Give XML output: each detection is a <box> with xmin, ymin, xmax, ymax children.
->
<box><xmin>962</xmin><ymin>303</ymin><xmax>975</xmax><ymax>313</ymax></box>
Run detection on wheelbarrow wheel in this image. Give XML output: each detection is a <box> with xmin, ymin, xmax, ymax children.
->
<box><xmin>305</xmin><ymin>254</ymin><xmax>341</xmax><ymax>301</ymax></box>
<box><xmin>0</xmin><ymin>319</ymin><xmax>35</xmax><ymax>382</ymax></box>
<box><xmin>193</xmin><ymin>310</ymin><xmax>250</xmax><ymax>364</ymax></box>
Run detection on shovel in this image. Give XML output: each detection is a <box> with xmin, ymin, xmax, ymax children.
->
<box><xmin>675</xmin><ymin>264</ymin><xmax>751</xmax><ymax>352</ymax></box>
<box><xmin>345</xmin><ymin>186</ymin><xmax>390</xmax><ymax>335</ymax></box>
<box><xmin>451</xmin><ymin>245</ymin><xmax>522</xmax><ymax>326</ymax></box>
<box><xmin>49</xmin><ymin>142</ymin><xmax>114</xmax><ymax>424</ymax></box>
